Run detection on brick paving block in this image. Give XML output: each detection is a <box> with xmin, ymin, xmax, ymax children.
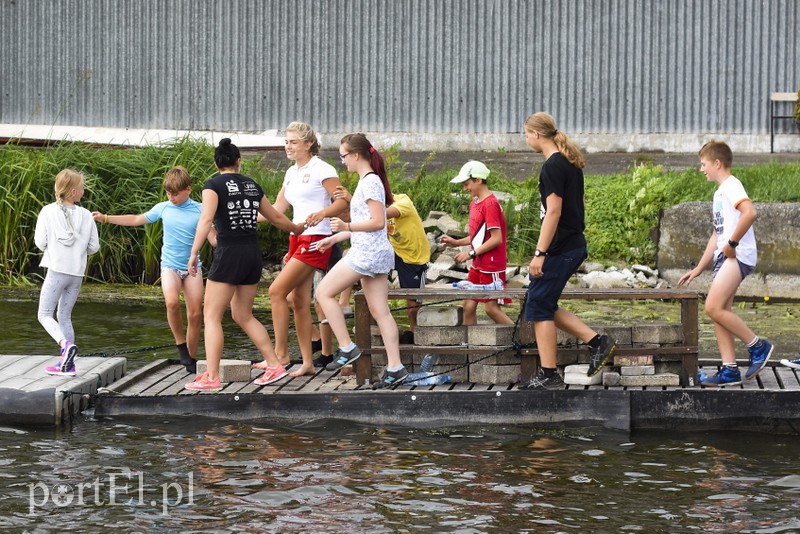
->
<box><xmin>632</xmin><ymin>323</ymin><xmax>683</xmax><ymax>345</ymax></box>
<box><xmin>615</xmin><ymin>354</ymin><xmax>654</xmax><ymax>366</ymax></box>
<box><xmin>414</xmin><ymin>326</ymin><xmax>467</xmax><ymax>345</ymax></box>
<box><xmin>619</xmin><ymin>373</ymin><xmax>680</xmax><ymax>386</ymax></box>
<box><xmin>620</xmin><ymin>365</ymin><xmax>656</xmax><ymax>376</ymax></box>
<box><xmin>197</xmin><ymin>359</ymin><xmax>251</xmax><ymax>383</ymax></box>
<box><xmin>417</xmin><ymin>306</ymin><xmax>464</xmax><ymax>327</ymax></box>
<box><xmin>469</xmin><ymin>363</ymin><xmax>521</xmax><ymax>385</ymax></box>
<box><xmin>468</xmin><ymin>324</ymin><xmax>514</xmax><ymax>346</ymax></box>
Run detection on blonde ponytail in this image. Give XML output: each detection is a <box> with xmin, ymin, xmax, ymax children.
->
<box><xmin>524</xmin><ymin>112</ymin><xmax>585</xmax><ymax>169</ymax></box>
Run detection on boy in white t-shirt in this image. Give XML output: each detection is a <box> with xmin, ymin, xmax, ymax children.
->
<box><xmin>678</xmin><ymin>140</ymin><xmax>773</xmax><ymax>386</ymax></box>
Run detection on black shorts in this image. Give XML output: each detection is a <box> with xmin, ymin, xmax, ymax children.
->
<box><xmin>208</xmin><ymin>243</ymin><xmax>263</xmax><ymax>285</ymax></box>
<box><xmin>394</xmin><ymin>253</ymin><xmax>427</xmax><ymax>289</ymax></box>
<box><xmin>326</xmin><ymin>242</ymin><xmax>343</xmax><ymax>272</ymax></box>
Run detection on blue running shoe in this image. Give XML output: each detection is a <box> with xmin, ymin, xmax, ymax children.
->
<box><xmin>745</xmin><ymin>340</ymin><xmax>773</xmax><ymax>380</ymax></box>
<box><xmin>701</xmin><ymin>366</ymin><xmax>742</xmax><ymax>387</ymax></box>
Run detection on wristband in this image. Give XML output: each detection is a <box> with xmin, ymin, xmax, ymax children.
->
<box><xmin>104</xmin><ymin>214</ymin><xmax>108</xmax><ymax>223</ymax></box>
<box><xmin>728</xmin><ymin>239</ymin><xmax>739</xmax><ymax>248</ymax></box>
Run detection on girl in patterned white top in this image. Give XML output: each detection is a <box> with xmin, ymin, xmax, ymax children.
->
<box><xmin>313</xmin><ymin>133</ymin><xmax>408</xmax><ymax>388</ymax></box>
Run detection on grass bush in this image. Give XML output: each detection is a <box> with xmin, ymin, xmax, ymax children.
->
<box><xmin>2</xmin><ymin>139</ymin><xmax>799</xmax><ymax>286</ymax></box>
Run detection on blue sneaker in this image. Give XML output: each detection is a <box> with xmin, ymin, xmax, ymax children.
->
<box><xmin>701</xmin><ymin>366</ymin><xmax>742</xmax><ymax>387</ymax></box>
<box><xmin>745</xmin><ymin>340</ymin><xmax>773</xmax><ymax>380</ymax></box>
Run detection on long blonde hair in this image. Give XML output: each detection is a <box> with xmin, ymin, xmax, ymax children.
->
<box><xmin>54</xmin><ymin>169</ymin><xmax>85</xmax><ymax>204</ymax></box>
<box><xmin>524</xmin><ymin>112</ymin><xmax>585</xmax><ymax>169</ymax></box>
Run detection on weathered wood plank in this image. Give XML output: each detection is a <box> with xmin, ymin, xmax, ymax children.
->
<box><xmin>757</xmin><ymin>367</ymin><xmax>781</xmax><ymax>391</ymax></box>
<box><xmin>138</xmin><ymin>366</ymin><xmax>190</xmax><ymax>396</ymax></box>
<box><xmin>100</xmin><ymin>359</ymin><xmax>171</xmax><ymax>395</ymax></box>
<box><xmin>126</xmin><ymin>364</ymin><xmax>186</xmax><ymax>396</ymax></box>
<box><xmin>775</xmin><ymin>367</ymin><xmax>800</xmax><ymax>391</ymax></box>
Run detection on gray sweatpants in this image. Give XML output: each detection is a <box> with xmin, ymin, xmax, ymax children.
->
<box><xmin>38</xmin><ymin>270</ymin><xmax>83</xmax><ymax>346</ymax></box>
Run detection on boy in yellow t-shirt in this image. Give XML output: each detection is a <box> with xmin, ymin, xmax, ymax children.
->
<box><xmin>386</xmin><ymin>193</ymin><xmax>430</xmax><ymax>342</ymax></box>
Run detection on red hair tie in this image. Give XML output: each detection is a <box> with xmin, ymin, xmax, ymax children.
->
<box><xmin>369</xmin><ymin>146</ymin><xmax>375</xmax><ymax>154</ymax></box>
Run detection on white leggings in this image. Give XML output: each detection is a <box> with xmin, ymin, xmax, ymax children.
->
<box><xmin>38</xmin><ymin>270</ymin><xmax>83</xmax><ymax>346</ymax></box>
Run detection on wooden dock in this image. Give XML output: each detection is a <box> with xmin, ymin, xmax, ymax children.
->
<box><xmin>91</xmin><ymin>359</ymin><xmax>800</xmax><ymax>434</ymax></box>
<box><xmin>0</xmin><ymin>355</ymin><xmax>126</xmax><ymax>426</ymax></box>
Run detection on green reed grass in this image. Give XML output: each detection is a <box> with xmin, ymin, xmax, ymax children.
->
<box><xmin>2</xmin><ymin>139</ymin><xmax>799</xmax><ymax>286</ymax></box>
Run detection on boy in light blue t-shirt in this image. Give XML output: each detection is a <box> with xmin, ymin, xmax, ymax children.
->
<box><xmin>92</xmin><ymin>166</ymin><xmax>216</xmax><ymax>372</ymax></box>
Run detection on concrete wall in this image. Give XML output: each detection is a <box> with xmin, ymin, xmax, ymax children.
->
<box><xmin>657</xmin><ymin>202</ymin><xmax>800</xmax><ymax>297</ymax></box>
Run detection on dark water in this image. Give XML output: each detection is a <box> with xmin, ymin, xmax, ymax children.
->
<box><xmin>3</xmin><ymin>290</ymin><xmax>800</xmax><ymax>532</ymax></box>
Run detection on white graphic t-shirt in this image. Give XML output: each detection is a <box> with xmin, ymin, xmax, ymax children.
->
<box><xmin>713</xmin><ymin>175</ymin><xmax>757</xmax><ymax>267</ymax></box>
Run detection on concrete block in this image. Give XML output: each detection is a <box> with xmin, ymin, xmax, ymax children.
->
<box><xmin>470</xmin><ymin>363</ymin><xmax>521</xmax><ymax>385</ymax></box>
<box><xmin>620</xmin><ymin>365</ymin><xmax>655</xmax><ymax>376</ymax></box>
<box><xmin>517</xmin><ymin>321</ymin><xmax>576</xmax><ymax>346</ymax></box>
<box><xmin>417</xmin><ymin>306</ymin><xmax>463</xmax><ymax>327</ymax></box>
<box><xmin>594</xmin><ymin>325</ymin><xmax>632</xmax><ymax>346</ymax></box>
<box><xmin>564</xmin><ymin>364</ymin><xmax>591</xmax><ymax>376</ymax></box>
<box><xmin>603</xmin><ymin>371</ymin><xmax>621</xmax><ymax>387</ymax></box>
<box><xmin>557</xmin><ymin>351</ymin><xmax>581</xmax><ymax>366</ymax></box>
<box><xmin>440</xmin><ymin>268</ymin><xmax>469</xmax><ymax>280</ymax></box>
<box><xmin>414</xmin><ymin>326</ymin><xmax>467</xmax><ymax>346</ymax></box>
<box><xmin>615</xmin><ymin>354</ymin><xmax>654</xmax><ymax>366</ymax></box>
<box><xmin>197</xmin><ymin>359</ymin><xmax>251</xmax><ymax>383</ymax></box>
<box><xmin>632</xmin><ymin>323</ymin><xmax>683</xmax><ymax>345</ymax></box>
<box><xmin>655</xmin><ymin>361</ymin><xmax>683</xmax><ymax>375</ymax></box>
<box><xmin>564</xmin><ymin>372</ymin><xmax>603</xmax><ymax>386</ymax></box>
<box><xmin>471</xmin><ymin>349</ymin><xmax>519</xmax><ymax>365</ymax></box>
<box><xmin>468</xmin><ymin>324</ymin><xmax>514</xmax><ymax>346</ymax></box>
<box><xmin>619</xmin><ymin>373</ymin><xmax>680</xmax><ymax>387</ymax></box>
<box><xmin>563</xmin><ymin>364</ymin><xmax>604</xmax><ymax>385</ymax></box>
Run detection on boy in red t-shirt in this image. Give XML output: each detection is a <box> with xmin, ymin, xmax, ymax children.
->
<box><xmin>440</xmin><ymin>161</ymin><xmax>513</xmax><ymax>325</ymax></box>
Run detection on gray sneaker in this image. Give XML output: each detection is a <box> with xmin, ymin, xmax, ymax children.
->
<box><xmin>587</xmin><ymin>334</ymin><xmax>618</xmax><ymax>376</ymax></box>
<box><xmin>518</xmin><ymin>369</ymin><xmax>565</xmax><ymax>390</ymax></box>
<box><xmin>325</xmin><ymin>345</ymin><xmax>362</xmax><ymax>371</ymax></box>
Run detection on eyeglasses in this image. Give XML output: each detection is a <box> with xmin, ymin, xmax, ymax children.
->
<box><xmin>339</xmin><ymin>152</ymin><xmax>351</xmax><ymax>161</ymax></box>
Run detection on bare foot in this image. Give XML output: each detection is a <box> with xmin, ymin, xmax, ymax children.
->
<box><xmin>252</xmin><ymin>360</ymin><xmax>269</xmax><ymax>370</ymax></box>
<box><xmin>289</xmin><ymin>364</ymin><xmax>316</xmax><ymax>377</ymax></box>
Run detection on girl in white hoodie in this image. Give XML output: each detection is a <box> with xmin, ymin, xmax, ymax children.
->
<box><xmin>34</xmin><ymin>169</ymin><xmax>99</xmax><ymax>376</ymax></box>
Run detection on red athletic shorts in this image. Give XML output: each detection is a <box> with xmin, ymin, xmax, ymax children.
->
<box><xmin>284</xmin><ymin>234</ymin><xmax>332</xmax><ymax>270</ymax></box>
<box><xmin>467</xmin><ymin>268</ymin><xmax>511</xmax><ymax>304</ymax></box>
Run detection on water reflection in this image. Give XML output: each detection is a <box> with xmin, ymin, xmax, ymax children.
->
<box><xmin>2</xmin><ymin>420</ymin><xmax>800</xmax><ymax>532</ymax></box>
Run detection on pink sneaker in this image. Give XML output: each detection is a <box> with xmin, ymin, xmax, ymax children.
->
<box><xmin>254</xmin><ymin>366</ymin><xmax>289</xmax><ymax>386</ymax></box>
<box><xmin>44</xmin><ymin>361</ymin><xmax>77</xmax><ymax>376</ymax></box>
<box><xmin>45</xmin><ymin>342</ymin><xmax>78</xmax><ymax>376</ymax></box>
<box><xmin>184</xmin><ymin>373</ymin><xmax>222</xmax><ymax>392</ymax></box>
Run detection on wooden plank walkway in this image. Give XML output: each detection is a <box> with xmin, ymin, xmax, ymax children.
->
<box><xmin>0</xmin><ymin>355</ymin><xmax>126</xmax><ymax>426</ymax></box>
<box><xmin>92</xmin><ymin>359</ymin><xmax>800</xmax><ymax>434</ymax></box>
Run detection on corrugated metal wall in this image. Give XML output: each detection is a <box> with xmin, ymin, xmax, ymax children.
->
<box><xmin>1</xmin><ymin>0</ymin><xmax>798</xmax><ymax>135</ymax></box>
